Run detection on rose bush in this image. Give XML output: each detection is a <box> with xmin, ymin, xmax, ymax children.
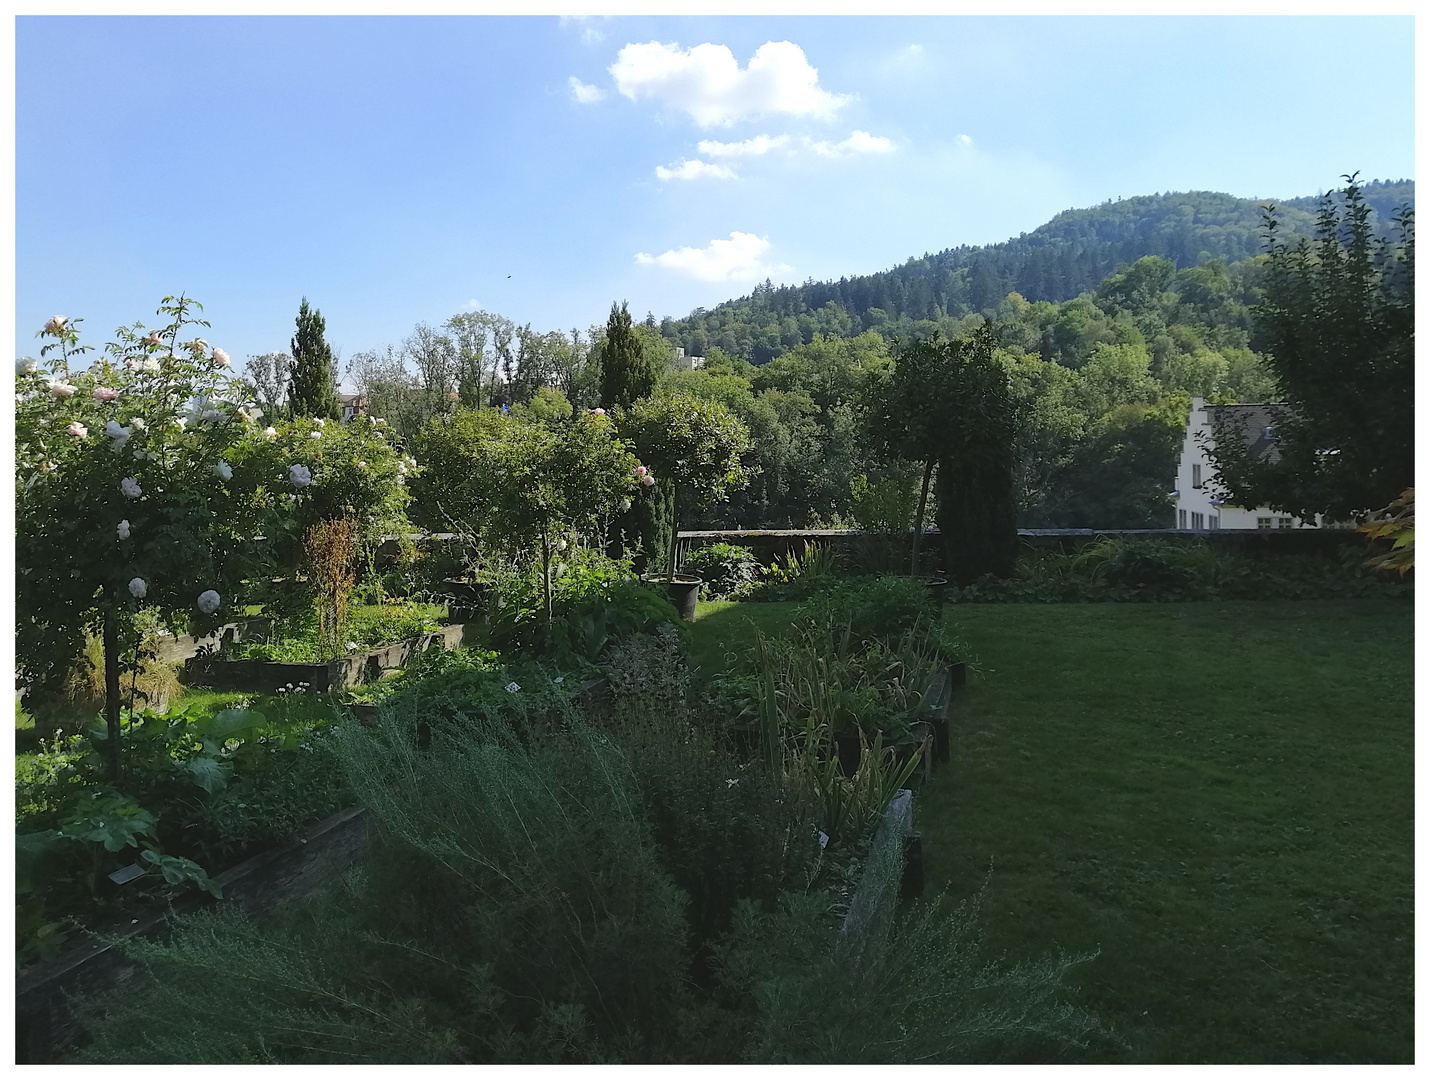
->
<box><xmin>15</xmin><ymin>296</ymin><xmax>412</xmax><ymax>776</ymax></box>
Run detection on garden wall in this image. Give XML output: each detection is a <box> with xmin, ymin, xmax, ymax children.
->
<box><xmin>672</xmin><ymin>527</ymin><xmax>1365</xmax><ymax>569</ymax></box>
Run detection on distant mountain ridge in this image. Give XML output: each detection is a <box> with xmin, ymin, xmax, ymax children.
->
<box><xmin>660</xmin><ymin>179</ymin><xmax>1414</xmax><ymax>364</ymax></box>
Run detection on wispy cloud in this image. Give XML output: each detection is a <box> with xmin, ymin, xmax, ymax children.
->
<box><xmin>611</xmin><ymin>40</ymin><xmax>850</xmax><ymax>128</ymax></box>
<box><xmin>568</xmin><ymin>76</ymin><xmax>606</xmax><ymax>104</ymax></box>
<box><xmin>635</xmin><ymin>232</ymin><xmax>791</xmax><ymax>282</ymax></box>
<box><xmin>957</xmin><ymin>133</ymin><xmax>973</xmax><ymax>145</ymax></box>
<box><xmin>808</xmin><ymin>130</ymin><xmax>895</xmax><ymax>158</ymax></box>
<box><xmin>654</xmin><ymin>159</ymin><xmax>738</xmax><ymax>182</ymax></box>
<box><xmin>697</xmin><ymin>134</ymin><xmax>792</xmax><ymax>158</ymax></box>
<box><xmin>558</xmin><ymin>15</ymin><xmax>606</xmax><ymax>46</ymax></box>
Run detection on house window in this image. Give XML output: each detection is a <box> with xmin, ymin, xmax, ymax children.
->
<box><xmin>1209</xmin><ymin>514</ymin><xmax>1219</xmax><ymax>530</ymax></box>
<box><xmin>1257</xmin><ymin>517</ymin><xmax>1272</xmax><ymax>529</ymax></box>
<box><xmin>1278</xmin><ymin>517</ymin><xmax>1293</xmax><ymax>529</ymax></box>
<box><xmin>1179</xmin><ymin>509</ymin><xmax>1188</xmax><ymax>529</ymax></box>
<box><xmin>1192</xmin><ymin>464</ymin><xmax>1202</xmax><ymax>489</ymax></box>
<box><xmin>1191</xmin><ymin>512</ymin><xmax>1205</xmax><ymax>530</ymax></box>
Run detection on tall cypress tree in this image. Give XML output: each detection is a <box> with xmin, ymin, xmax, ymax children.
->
<box><xmin>288</xmin><ymin>297</ymin><xmax>341</xmax><ymax>420</ymax></box>
<box><xmin>598</xmin><ymin>301</ymin><xmax>655</xmax><ymax>410</ymax></box>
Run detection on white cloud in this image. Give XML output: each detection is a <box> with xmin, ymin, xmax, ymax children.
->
<box><xmin>654</xmin><ymin>159</ymin><xmax>738</xmax><ymax>182</ymax></box>
<box><xmin>610</xmin><ymin>40</ymin><xmax>850</xmax><ymax>127</ymax></box>
<box><xmin>569</xmin><ymin>76</ymin><xmax>605</xmax><ymax>104</ymax></box>
<box><xmin>808</xmin><ymin>130</ymin><xmax>895</xmax><ymax>158</ymax></box>
<box><xmin>958</xmin><ymin>133</ymin><xmax>973</xmax><ymax>145</ymax></box>
<box><xmin>635</xmin><ymin>232</ymin><xmax>791</xmax><ymax>283</ymax></box>
<box><xmin>463</xmin><ymin>299</ymin><xmax>482</xmax><ymax>310</ymax></box>
<box><xmin>697</xmin><ymin>134</ymin><xmax>792</xmax><ymax>158</ymax></box>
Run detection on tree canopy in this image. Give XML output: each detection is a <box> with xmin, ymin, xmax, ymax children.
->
<box><xmin>1206</xmin><ymin>176</ymin><xmax>1414</xmax><ymax>521</ymax></box>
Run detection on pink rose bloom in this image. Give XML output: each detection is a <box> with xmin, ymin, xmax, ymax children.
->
<box><xmin>44</xmin><ymin>316</ymin><xmax>67</xmax><ymax>334</ymax></box>
<box><xmin>67</xmin><ymin>421</ymin><xmax>88</xmax><ymax>438</ymax></box>
<box><xmin>591</xmin><ymin>408</ymin><xmax>606</xmax><ymax>416</ymax></box>
<box><xmin>144</xmin><ymin>332</ymin><xmax>163</xmax><ymax>346</ymax></box>
<box><xmin>212</xmin><ymin>348</ymin><xmax>231</xmax><ymax>368</ymax></box>
<box><xmin>635</xmin><ymin>465</ymin><xmax>648</xmax><ymax>477</ymax></box>
<box><xmin>92</xmin><ymin>387</ymin><xmax>119</xmax><ymax>402</ymax></box>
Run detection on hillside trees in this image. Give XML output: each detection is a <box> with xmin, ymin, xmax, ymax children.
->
<box><xmin>288</xmin><ymin>298</ymin><xmax>341</xmax><ymax>420</ymax></box>
<box><xmin>1207</xmin><ymin>176</ymin><xmax>1415</xmax><ymax>521</ymax></box>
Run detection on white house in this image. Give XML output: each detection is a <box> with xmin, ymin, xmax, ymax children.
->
<box><xmin>1171</xmin><ymin>396</ymin><xmax>1319</xmax><ymax>531</ymax></box>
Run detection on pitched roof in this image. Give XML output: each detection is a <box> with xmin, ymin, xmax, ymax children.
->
<box><xmin>1203</xmin><ymin>402</ymin><xmax>1291</xmax><ymax>465</ymax></box>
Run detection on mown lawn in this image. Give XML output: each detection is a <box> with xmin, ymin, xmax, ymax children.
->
<box><xmin>689</xmin><ymin>597</ymin><xmax>1414</xmax><ymax>1064</ymax></box>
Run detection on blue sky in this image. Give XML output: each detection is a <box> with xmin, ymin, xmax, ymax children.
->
<box><xmin>15</xmin><ymin>15</ymin><xmax>1415</xmax><ymax>381</ymax></box>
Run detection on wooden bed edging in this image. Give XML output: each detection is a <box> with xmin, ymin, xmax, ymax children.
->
<box><xmin>15</xmin><ymin>805</ymin><xmax>372</xmax><ymax>1064</ymax></box>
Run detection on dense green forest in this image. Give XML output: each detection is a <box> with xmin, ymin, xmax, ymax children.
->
<box><xmin>626</xmin><ymin>179</ymin><xmax>1411</xmax><ymax>532</ymax></box>
<box><xmin>335</xmin><ymin>180</ymin><xmax>1413</xmax><ymax>533</ymax></box>
<box><xmin>656</xmin><ymin>180</ymin><xmax>1414</xmax><ymax>363</ymax></box>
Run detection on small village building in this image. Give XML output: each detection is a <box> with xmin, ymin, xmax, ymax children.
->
<box><xmin>338</xmin><ymin>393</ymin><xmax>368</xmax><ymax>423</ymax></box>
<box><xmin>1171</xmin><ymin>396</ymin><xmax>1320</xmax><ymax>531</ymax></box>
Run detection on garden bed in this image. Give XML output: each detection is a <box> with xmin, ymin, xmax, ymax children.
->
<box><xmin>185</xmin><ymin>623</ymin><xmax>468</xmax><ymax>693</ymax></box>
<box><xmin>16</xmin><ymin>804</ymin><xmax>372</xmax><ymax>1064</ymax></box>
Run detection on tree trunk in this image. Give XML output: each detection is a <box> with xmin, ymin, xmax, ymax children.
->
<box><xmin>665</xmin><ymin>482</ymin><xmax>680</xmax><ymax>583</ymax></box>
<box><xmin>103</xmin><ymin>600</ymin><xmax>122</xmax><ymax>781</ymax></box>
<box><xmin>911</xmin><ymin>458</ymin><xmax>935</xmax><ymax>577</ymax></box>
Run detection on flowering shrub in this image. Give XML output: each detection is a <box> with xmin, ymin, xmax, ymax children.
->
<box><xmin>16</xmin><ymin>298</ymin><xmax>271</xmax><ymax>705</ymax></box>
<box><xmin>14</xmin><ymin>296</ymin><xmax>412</xmax><ymax>777</ymax></box>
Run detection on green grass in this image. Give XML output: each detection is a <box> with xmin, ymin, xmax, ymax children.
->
<box><xmin>686</xmin><ymin>597</ymin><xmax>1413</xmax><ymax>1063</ymax></box>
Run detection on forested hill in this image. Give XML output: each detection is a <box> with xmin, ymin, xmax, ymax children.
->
<box><xmin>659</xmin><ymin>179</ymin><xmax>1414</xmax><ymax>364</ymax></box>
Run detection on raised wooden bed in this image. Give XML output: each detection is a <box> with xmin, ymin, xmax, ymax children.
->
<box><xmin>153</xmin><ymin>616</ymin><xmax>275</xmax><ymax>664</ymax></box>
<box><xmin>184</xmin><ymin>623</ymin><xmax>468</xmax><ymax>694</ymax></box>
<box><xmin>15</xmin><ymin>805</ymin><xmax>373</xmax><ymax>1064</ymax></box>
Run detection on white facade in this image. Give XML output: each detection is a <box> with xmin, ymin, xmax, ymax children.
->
<box><xmin>670</xmin><ymin>346</ymin><xmax>706</xmax><ymax>371</ymax></box>
<box><xmin>1172</xmin><ymin>396</ymin><xmax>1318</xmax><ymax>531</ymax></box>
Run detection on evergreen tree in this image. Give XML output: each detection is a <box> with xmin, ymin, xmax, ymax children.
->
<box><xmin>288</xmin><ymin>297</ymin><xmax>341</xmax><ymax>420</ymax></box>
<box><xmin>1207</xmin><ymin>176</ymin><xmax>1414</xmax><ymax>521</ymax></box>
<box><xmin>598</xmin><ymin>301</ymin><xmax>656</xmax><ymax>410</ymax></box>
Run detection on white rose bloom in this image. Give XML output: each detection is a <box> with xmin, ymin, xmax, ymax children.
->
<box><xmin>128</xmin><ymin>577</ymin><xmax>147</xmax><ymax>598</ymax></box>
<box><xmin>129</xmin><ymin>417</ymin><xmax>146</xmax><ymax>431</ymax></box>
<box><xmin>44</xmin><ymin>315</ymin><xmax>67</xmax><ymax>334</ymax></box>
<box><xmin>137</xmin><ymin>358</ymin><xmax>161</xmax><ymax>373</ymax></box>
<box><xmin>17</xmin><ymin>358</ymin><xmax>37</xmax><ymax>375</ymax></box>
<box><xmin>48</xmin><ymin>381</ymin><xmax>77</xmax><ymax>399</ymax></box>
<box><xmin>67</xmin><ymin>422</ymin><xmax>88</xmax><ymax>438</ymax></box>
<box><xmin>196</xmin><ymin>590</ymin><xmax>221</xmax><ymax>615</ymax></box>
<box><xmin>212</xmin><ymin>348</ymin><xmax>231</xmax><ymax>368</ymax></box>
<box><xmin>214</xmin><ymin>460</ymin><xmax>233</xmax><ymax>481</ymax></box>
<box><xmin>357</xmin><ymin>460</ymin><xmax>367</xmax><ymax>469</ymax></box>
<box><xmin>313</xmin><ymin>417</ymin><xmax>325</xmax><ymax>427</ymax></box>
<box><xmin>263</xmin><ymin>426</ymin><xmax>278</xmax><ymax>440</ymax></box>
<box><xmin>309</xmin><ymin>430</ymin><xmax>322</xmax><ymax>440</ymax></box>
<box><xmin>193</xmin><ymin>338</ymin><xmax>209</xmax><ymax>351</ymax></box>
<box><xmin>176</xmin><ymin>417</ymin><xmax>187</xmax><ymax>431</ymax></box>
<box><xmin>288</xmin><ymin>464</ymin><xmax>313</xmax><ymax>487</ymax></box>
<box><xmin>120</xmin><ymin>477</ymin><xmax>142</xmax><ymax>498</ymax></box>
<box><xmin>117</xmin><ymin>519</ymin><xmax>131</xmax><ymax>540</ymax></box>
